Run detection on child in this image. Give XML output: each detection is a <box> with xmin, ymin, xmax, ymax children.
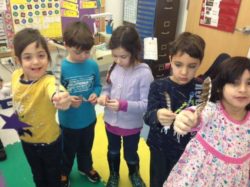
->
<box><xmin>12</xmin><ymin>28</ymin><xmax>71</xmax><ymax>187</ymax></box>
<box><xmin>143</xmin><ymin>32</ymin><xmax>206</xmax><ymax>187</ymax></box>
<box><xmin>58</xmin><ymin>21</ymin><xmax>102</xmax><ymax>187</ymax></box>
<box><xmin>165</xmin><ymin>56</ymin><xmax>250</xmax><ymax>186</ymax></box>
<box><xmin>97</xmin><ymin>25</ymin><xmax>154</xmax><ymax>187</ymax></box>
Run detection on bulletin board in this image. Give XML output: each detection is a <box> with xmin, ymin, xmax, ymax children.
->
<box><xmin>10</xmin><ymin>0</ymin><xmax>62</xmax><ymax>38</ymax></box>
<box><xmin>1</xmin><ymin>0</ymin><xmax>105</xmax><ymax>49</ymax></box>
<box><xmin>60</xmin><ymin>0</ymin><xmax>105</xmax><ymax>34</ymax></box>
<box><xmin>1</xmin><ymin>0</ymin><xmax>15</xmax><ymax>49</ymax></box>
<box><xmin>199</xmin><ymin>0</ymin><xmax>241</xmax><ymax>33</ymax></box>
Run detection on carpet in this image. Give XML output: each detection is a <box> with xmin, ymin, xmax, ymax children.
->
<box><xmin>0</xmin><ymin>114</ymin><xmax>150</xmax><ymax>187</ymax></box>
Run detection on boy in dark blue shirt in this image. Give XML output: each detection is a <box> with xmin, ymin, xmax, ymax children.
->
<box><xmin>144</xmin><ymin>32</ymin><xmax>206</xmax><ymax>187</ymax></box>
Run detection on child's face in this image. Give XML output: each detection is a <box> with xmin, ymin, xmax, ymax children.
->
<box><xmin>222</xmin><ymin>69</ymin><xmax>250</xmax><ymax>111</ymax></box>
<box><xmin>112</xmin><ymin>47</ymin><xmax>131</xmax><ymax>68</ymax></box>
<box><xmin>66</xmin><ymin>46</ymin><xmax>90</xmax><ymax>62</ymax></box>
<box><xmin>19</xmin><ymin>42</ymin><xmax>49</xmax><ymax>81</ymax></box>
<box><xmin>170</xmin><ymin>52</ymin><xmax>200</xmax><ymax>85</ymax></box>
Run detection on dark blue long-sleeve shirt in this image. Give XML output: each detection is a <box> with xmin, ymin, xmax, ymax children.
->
<box><xmin>144</xmin><ymin>77</ymin><xmax>203</xmax><ymax>155</ymax></box>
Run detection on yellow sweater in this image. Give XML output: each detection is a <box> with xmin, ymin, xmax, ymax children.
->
<box><xmin>12</xmin><ymin>69</ymin><xmax>61</xmax><ymax>144</ymax></box>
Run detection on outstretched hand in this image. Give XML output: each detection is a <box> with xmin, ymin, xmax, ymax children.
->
<box><xmin>173</xmin><ymin>110</ymin><xmax>198</xmax><ymax>135</ymax></box>
<box><xmin>52</xmin><ymin>92</ymin><xmax>71</xmax><ymax>110</ymax></box>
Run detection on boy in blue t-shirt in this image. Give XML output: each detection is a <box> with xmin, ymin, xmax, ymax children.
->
<box><xmin>59</xmin><ymin>21</ymin><xmax>102</xmax><ymax>187</ymax></box>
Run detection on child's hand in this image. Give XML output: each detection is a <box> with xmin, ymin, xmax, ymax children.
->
<box><xmin>97</xmin><ymin>95</ymin><xmax>109</xmax><ymax>106</ymax></box>
<box><xmin>71</xmin><ymin>96</ymin><xmax>82</xmax><ymax>108</ymax></box>
<box><xmin>52</xmin><ymin>92</ymin><xmax>71</xmax><ymax>110</ymax></box>
<box><xmin>173</xmin><ymin>110</ymin><xmax>198</xmax><ymax>135</ymax></box>
<box><xmin>88</xmin><ymin>93</ymin><xmax>97</xmax><ymax>104</ymax></box>
<box><xmin>106</xmin><ymin>99</ymin><xmax>119</xmax><ymax>111</ymax></box>
<box><xmin>157</xmin><ymin>108</ymin><xmax>176</xmax><ymax>126</ymax></box>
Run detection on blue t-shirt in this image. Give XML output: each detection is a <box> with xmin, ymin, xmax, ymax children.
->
<box><xmin>58</xmin><ymin>58</ymin><xmax>102</xmax><ymax>129</ymax></box>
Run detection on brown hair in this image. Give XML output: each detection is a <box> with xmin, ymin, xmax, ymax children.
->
<box><xmin>169</xmin><ymin>32</ymin><xmax>205</xmax><ymax>62</ymax></box>
<box><xmin>211</xmin><ymin>56</ymin><xmax>250</xmax><ymax>110</ymax></box>
<box><xmin>63</xmin><ymin>21</ymin><xmax>94</xmax><ymax>50</ymax></box>
<box><xmin>13</xmin><ymin>28</ymin><xmax>51</xmax><ymax>63</ymax></box>
<box><xmin>106</xmin><ymin>25</ymin><xmax>142</xmax><ymax>84</ymax></box>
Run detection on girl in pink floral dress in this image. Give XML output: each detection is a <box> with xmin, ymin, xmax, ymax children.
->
<box><xmin>164</xmin><ymin>56</ymin><xmax>250</xmax><ymax>187</ymax></box>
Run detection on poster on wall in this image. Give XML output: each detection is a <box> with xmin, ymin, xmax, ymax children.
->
<box><xmin>9</xmin><ymin>0</ymin><xmax>62</xmax><ymax>38</ymax></box>
<box><xmin>60</xmin><ymin>0</ymin><xmax>104</xmax><ymax>34</ymax></box>
<box><xmin>2</xmin><ymin>0</ymin><xmax>104</xmax><ymax>48</ymax></box>
<box><xmin>199</xmin><ymin>0</ymin><xmax>241</xmax><ymax>33</ymax></box>
<box><xmin>123</xmin><ymin>0</ymin><xmax>138</xmax><ymax>24</ymax></box>
<box><xmin>2</xmin><ymin>0</ymin><xmax>15</xmax><ymax>49</ymax></box>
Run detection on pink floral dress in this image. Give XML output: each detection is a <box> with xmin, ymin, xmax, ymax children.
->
<box><xmin>164</xmin><ymin>102</ymin><xmax>250</xmax><ymax>187</ymax></box>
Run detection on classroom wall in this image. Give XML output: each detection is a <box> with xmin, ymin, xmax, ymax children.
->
<box><xmin>186</xmin><ymin>0</ymin><xmax>250</xmax><ymax>75</ymax></box>
<box><xmin>105</xmin><ymin>0</ymin><xmax>123</xmax><ymax>29</ymax></box>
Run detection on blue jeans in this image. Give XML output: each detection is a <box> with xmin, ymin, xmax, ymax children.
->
<box><xmin>61</xmin><ymin>120</ymin><xmax>96</xmax><ymax>176</ymax></box>
<box><xmin>21</xmin><ymin>136</ymin><xmax>61</xmax><ymax>187</ymax></box>
<box><xmin>106</xmin><ymin>129</ymin><xmax>140</xmax><ymax>164</ymax></box>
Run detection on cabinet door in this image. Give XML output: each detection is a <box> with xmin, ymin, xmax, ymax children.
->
<box><xmin>154</xmin><ymin>0</ymin><xmax>180</xmax><ymax>71</ymax></box>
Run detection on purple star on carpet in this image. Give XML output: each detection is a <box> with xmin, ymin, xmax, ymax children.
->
<box><xmin>0</xmin><ymin>113</ymin><xmax>31</xmax><ymax>130</ymax></box>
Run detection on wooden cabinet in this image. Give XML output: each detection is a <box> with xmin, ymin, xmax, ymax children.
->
<box><xmin>136</xmin><ymin>0</ymin><xmax>180</xmax><ymax>78</ymax></box>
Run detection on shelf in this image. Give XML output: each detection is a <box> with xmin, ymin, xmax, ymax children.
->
<box><xmin>0</xmin><ymin>51</ymin><xmax>13</xmax><ymax>58</ymax></box>
<box><xmin>98</xmin><ymin>32</ymin><xmax>111</xmax><ymax>39</ymax></box>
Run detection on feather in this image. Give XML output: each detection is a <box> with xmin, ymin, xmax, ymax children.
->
<box><xmin>48</xmin><ymin>39</ymin><xmax>66</xmax><ymax>93</ymax></box>
<box><xmin>161</xmin><ymin>92</ymin><xmax>172</xmax><ymax>134</ymax></box>
<box><xmin>196</xmin><ymin>77</ymin><xmax>212</xmax><ymax>116</ymax></box>
<box><xmin>164</xmin><ymin>92</ymin><xmax>171</xmax><ymax>109</ymax></box>
<box><xmin>54</xmin><ymin>53</ymin><xmax>64</xmax><ymax>93</ymax></box>
<box><xmin>172</xmin><ymin>77</ymin><xmax>212</xmax><ymax>141</ymax></box>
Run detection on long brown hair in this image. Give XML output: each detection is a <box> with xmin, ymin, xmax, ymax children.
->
<box><xmin>106</xmin><ymin>25</ymin><xmax>142</xmax><ymax>84</ymax></box>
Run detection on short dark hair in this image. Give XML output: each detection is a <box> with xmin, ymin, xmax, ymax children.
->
<box><xmin>211</xmin><ymin>56</ymin><xmax>250</xmax><ymax>110</ymax></box>
<box><xmin>13</xmin><ymin>28</ymin><xmax>51</xmax><ymax>63</ymax></box>
<box><xmin>63</xmin><ymin>21</ymin><xmax>94</xmax><ymax>50</ymax></box>
<box><xmin>108</xmin><ymin>25</ymin><xmax>141</xmax><ymax>63</ymax></box>
<box><xmin>168</xmin><ymin>32</ymin><xmax>205</xmax><ymax>62</ymax></box>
